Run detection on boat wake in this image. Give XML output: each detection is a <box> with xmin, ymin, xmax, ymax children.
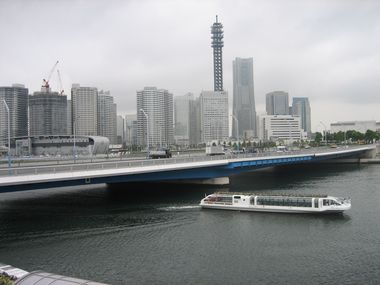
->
<box><xmin>158</xmin><ymin>205</ymin><xmax>201</xmax><ymax>211</ymax></box>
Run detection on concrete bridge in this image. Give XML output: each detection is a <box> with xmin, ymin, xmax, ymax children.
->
<box><xmin>0</xmin><ymin>145</ymin><xmax>377</xmax><ymax>193</ymax></box>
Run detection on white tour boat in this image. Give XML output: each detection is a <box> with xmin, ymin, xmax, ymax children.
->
<box><xmin>200</xmin><ymin>192</ymin><xmax>351</xmax><ymax>214</ymax></box>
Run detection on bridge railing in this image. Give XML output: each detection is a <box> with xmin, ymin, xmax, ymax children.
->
<box><xmin>0</xmin><ymin>153</ymin><xmax>233</xmax><ymax>177</ymax></box>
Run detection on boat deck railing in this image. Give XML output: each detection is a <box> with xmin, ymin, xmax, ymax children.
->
<box><xmin>214</xmin><ymin>192</ymin><xmax>329</xmax><ymax>198</ymax></box>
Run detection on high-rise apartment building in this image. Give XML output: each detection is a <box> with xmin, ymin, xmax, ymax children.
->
<box><xmin>29</xmin><ymin>90</ymin><xmax>68</xmax><ymax>136</ymax></box>
<box><xmin>232</xmin><ymin>57</ymin><xmax>257</xmax><ymax>139</ymax></box>
<box><xmin>116</xmin><ymin>115</ymin><xmax>125</xmax><ymax>145</ymax></box>
<box><xmin>211</xmin><ymin>15</ymin><xmax>224</xmax><ymax>91</ymax></box>
<box><xmin>174</xmin><ymin>93</ymin><xmax>194</xmax><ymax>146</ymax></box>
<box><xmin>71</xmin><ymin>84</ymin><xmax>98</xmax><ymax>136</ymax></box>
<box><xmin>199</xmin><ymin>91</ymin><xmax>229</xmax><ymax>143</ymax></box>
<box><xmin>137</xmin><ymin>87</ymin><xmax>173</xmax><ymax>148</ymax></box>
<box><xmin>292</xmin><ymin>97</ymin><xmax>311</xmax><ymax>136</ymax></box>
<box><xmin>97</xmin><ymin>90</ymin><xmax>117</xmax><ymax>144</ymax></box>
<box><xmin>0</xmin><ymin>84</ymin><xmax>29</xmax><ymax>144</ymax></box>
<box><xmin>266</xmin><ymin>91</ymin><xmax>289</xmax><ymax>115</ymax></box>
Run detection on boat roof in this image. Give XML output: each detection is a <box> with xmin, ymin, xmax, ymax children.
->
<box><xmin>213</xmin><ymin>192</ymin><xmax>328</xmax><ymax>198</ymax></box>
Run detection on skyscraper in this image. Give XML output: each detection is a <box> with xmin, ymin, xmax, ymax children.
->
<box><xmin>211</xmin><ymin>15</ymin><xmax>224</xmax><ymax>91</ymax></box>
<box><xmin>71</xmin><ymin>84</ymin><xmax>98</xmax><ymax>136</ymax></box>
<box><xmin>137</xmin><ymin>87</ymin><xmax>173</xmax><ymax>148</ymax></box>
<box><xmin>199</xmin><ymin>91</ymin><xmax>229</xmax><ymax>143</ymax></box>
<box><xmin>116</xmin><ymin>115</ymin><xmax>125</xmax><ymax>145</ymax></box>
<box><xmin>0</xmin><ymin>84</ymin><xmax>29</xmax><ymax>144</ymax></box>
<box><xmin>29</xmin><ymin>89</ymin><xmax>67</xmax><ymax>136</ymax></box>
<box><xmin>232</xmin><ymin>57</ymin><xmax>257</xmax><ymax>138</ymax></box>
<box><xmin>189</xmin><ymin>98</ymin><xmax>201</xmax><ymax>146</ymax></box>
<box><xmin>174</xmin><ymin>93</ymin><xmax>194</xmax><ymax>146</ymax></box>
<box><xmin>97</xmin><ymin>90</ymin><xmax>117</xmax><ymax>144</ymax></box>
<box><xmin>266</xmin><ymin>91</ymin><xmax>289</xmax><ymax>115</ymax></box>
<box><xmin>292</xmin><ymin>97</ymin><xmax>311</xmax><ymax>137</ymax></box>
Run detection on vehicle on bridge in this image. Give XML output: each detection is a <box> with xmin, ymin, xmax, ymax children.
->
<box><xmin>200</xmin><ymin>192</ymin><xmax>351</xmax><ymax>214</ymax></box>
<box><xmin>205</xmin><ymin>145</ymin><xmax>225</xmax><ymax>156</ymax></box>
<box><xmin>149</xmin><ymin>148</ymin><xmax>172</xmax><ymax>159</ymax></box>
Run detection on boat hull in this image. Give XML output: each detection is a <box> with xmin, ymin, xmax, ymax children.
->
<box><xmin>200</xmin><ymin>204</ymin><xmax>345</xmax><ymax>214</ymax></box>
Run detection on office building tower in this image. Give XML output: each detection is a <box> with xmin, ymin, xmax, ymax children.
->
<box><xmin>97</xmin><ymin>90</ymin><xmax>117</xmax><ymax>144</ymax></box>
<box><xmin>199</xmin><ymin>91</ymin><xmax>229</xmax><ymax>143</ymax></box>
<box><xmin>125</xmin><ymin>114</ymin><xmax>138</xmax><ymax>147</ymax></box>
<box><xmin>232</xmin><ymin>57</ymin><xmax>257</xmax><ymax>139</ymax></box>
<box><xmin>174</xmin><ymin>93</ymin><xmax>194</xmax><ymax>146</ymax></box>
<box><xmin>71</xmin><ymin>84</ymin><xmax>98</xmax><ymax>136</ymax></box>
<box><xmin>211</xmin><ymin>15</ymin><xmax>224</xmax><ymax>91</ymax></box>
<box><xmin>116</xmin><ymin>115</ymin><xmax>125</xmax><ymax>145</ymax></box>
<box><xmin>67</xmin><ymin>100</ymin><xmax>72</xmax><ymax>135</ymax></box>
<box><xmin>266</xmin><ymin>91</ymin><xmax>289</xmax><ymax>115</ymax></box>
<box><xmin>0</xmin><ymin>84</ymin><xmax>29</xmax><ymax>144</ymax></box>
<box><xmin>137</xmin><ymin>87</ymin><xmax>174</xmax><ymax>148</ymax></box>
<box><xmin>189</xmin><ymin>98</ymin><xmax>201</xmax><ymax>146</ymax></box>
<box><xmin>292</xmin><ymin>97</ymin><xmax>311</xmax><ymax>136</ymax></box>
<box><xmin>29</xmin><ymin>89</ymin><xmax>67</xmax><ymax>136</ymax></box>
<box><xmin>257</xmin><ymin>115</ymin><xmax>303</xmax><ymax>142</ymax></box>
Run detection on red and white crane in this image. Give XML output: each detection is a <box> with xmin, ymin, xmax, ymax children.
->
<box><xmin>57</xmin><ymin>69</ymin><xmax>64</xmax><ymax>95</ymax></box>
<box><xmin>42</xmin><ymin>60</ymin><xmax>59</xmax><ymax>91</ymax></box>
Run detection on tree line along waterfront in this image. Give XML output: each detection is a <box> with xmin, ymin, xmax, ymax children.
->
<box><xmin>313</xmin><ymin>129</ymin><xmax>380</xmax><ymax>145</ymax></box>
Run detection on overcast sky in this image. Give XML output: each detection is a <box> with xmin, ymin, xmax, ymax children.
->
<box><xmin>1</xmin><ymin>0</ymin><xmax>379</xmax><ymax>132</ymax></box>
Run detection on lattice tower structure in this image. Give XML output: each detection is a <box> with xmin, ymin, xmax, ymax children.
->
<box><xmin>211</xmin><ymin>15</ymin><xmax>224</xmax><ymax>91</ymax></box>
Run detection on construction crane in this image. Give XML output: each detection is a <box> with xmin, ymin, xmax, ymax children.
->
<box><xmin>57</xmin><ymin>69</ymin><xmax>64</xmax><ymax>95</ymax></box>
<box><xmin>42</xmin><ymin>60</ymin><xmax>59</xmax><ymax>91</ymax></box>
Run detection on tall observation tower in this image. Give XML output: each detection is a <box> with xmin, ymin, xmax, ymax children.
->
<box><xmin>211</xmin><ymin>15</ymin><xmax>224</xmax><ymax>91</ymax></box>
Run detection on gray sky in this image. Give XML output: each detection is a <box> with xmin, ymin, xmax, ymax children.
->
<box><xmin>1</xmin><ymin>0</ymin><xmax>379</xmax><ymax>132</ymax></box>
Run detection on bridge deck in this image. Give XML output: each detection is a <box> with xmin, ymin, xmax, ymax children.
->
<box><xmin>0</xmin><ymin>145</ymin><xmax>375</xmax><ymax>192</ymax></box>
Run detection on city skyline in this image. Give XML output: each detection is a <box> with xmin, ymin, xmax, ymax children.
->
<box><xmin>0</xmin><ymin>0</ymin><xmax>379</xmax><ymax>132</ymax></box>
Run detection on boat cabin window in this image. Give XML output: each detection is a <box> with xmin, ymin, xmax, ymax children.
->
<box><xmin>323</xmin><ymin>199</ymin><xmax>340</xmax><ymax>206</ymax></box>
<box><xmin>233</xmin><ymin>196</ymin><xmax>241</xmax><ymax>199</ymax></box>
<box><xmin>314</xmin><ymin>199</ymin><xmax>319</xmax><ymax>208</ymax></box>
<box><xmin>205</xmin><ymin>196</ymin><xmax>233</xmax><ymax>205</ymax></box>
<box><xmin>256</xmin><ymin>197</ymin><xmax>313</xmax><ymax>207</ymax></box>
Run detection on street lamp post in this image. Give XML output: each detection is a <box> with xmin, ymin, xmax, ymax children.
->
<box><xmin>2</xmin><ymin>99</ymin><xmax>11</xmax><ymax>174</ymax></box>
<box><xmin>127</xmin><ymin>125</ymin><xmax>131</xmax><ymax>151</ymax></box>
<box><xmin>159</xmin><ymin>125</ymin><xmax>162</xmax><ymax>148</ymax></box>
<box><xmin>140</xmin><ymin>109</ymin><xmax>149</xmax><ymax>157</ymax></box>
<box><xmin>231</xmin><ymin>114</ymin><xmax>239</xmax><ymax>152</ymax></box>
<box><xmin>73</xmin><ymin>115</ymin><xmax>81</xmax><ymax>163</ymax></box>
<box><xmin>344</xmin><ymin>130</ymin><xmax>347</xmax><ymax>147</ymax></box>
<box><xmin>73</xmin><ymin>117</ymin><xmax>77</xmax><ymax>162</ymax></box>
<box><xmin>320</xmin><ymin>121</ymin><xmax>327</xmax><ymax>145</ymax></box>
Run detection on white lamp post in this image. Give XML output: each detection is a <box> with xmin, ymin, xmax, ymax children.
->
<box><xmin>231</xmin><ymin>114</ymin><xmax>239</xmax><ymax>152</ymax></box>
<box><xmin>320</xmin><ymin>121</ymin><xmax>327</xmax><ymax>145</ymax></box>
<box><xmin>2</xmin><ymin>99</ymin><xmax>11</xmax><ymax>174</ymax></box>
<box><xmin>140</xmin><ymin>109</ymin><xmax>149</xmax><ymax>157</ymax></box>
<box><xmin>73</xmin><ymin>115</ymin><xmax>81</xmax><ymax>163</ymax></box>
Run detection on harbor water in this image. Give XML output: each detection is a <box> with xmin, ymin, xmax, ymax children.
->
<box><xmin>0</xmin><ymin>164</ymin><xmax>380</xmax><ymax>284</ymax></box>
